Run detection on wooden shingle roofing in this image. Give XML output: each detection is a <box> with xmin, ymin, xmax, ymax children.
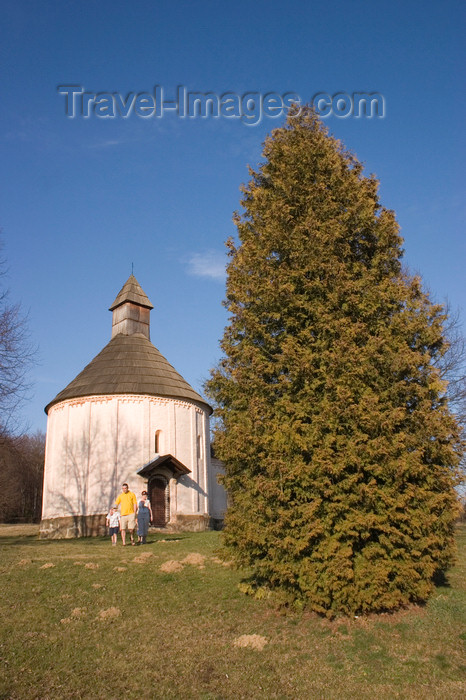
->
<box><xmin>109</xmin><ymin>274</ymin><xmax>154</xmax><ymax>311</ymax></box>
<box><xmin>45</xmin><ymin>332</ymin><xmax>212</xmax><ymax>414</ymax></box>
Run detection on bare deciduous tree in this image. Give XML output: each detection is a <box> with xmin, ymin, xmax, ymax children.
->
<box><xmin>440</xmin><ymin>303</ymin><xmax>466</xmax><ymax>425</ymax></box>
<box><xmin>438</xmin><ymin>303</ymin><xmax>466</xmax><ymax>499</ymax></box>
<box><xmin>0</xmin><ymin>236</ymin><xmax>36</xmax><ymax>432</ymax></box>
<box><xmin>0</xmin><ymin>431</ymin><xmax>45</xmax><ymax>522</ymax></box>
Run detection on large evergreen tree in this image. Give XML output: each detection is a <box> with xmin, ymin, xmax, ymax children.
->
<box><xmin>207</xmin><ymin>107</ymin><xmax>463</xmax><ymax>616</ymax></box>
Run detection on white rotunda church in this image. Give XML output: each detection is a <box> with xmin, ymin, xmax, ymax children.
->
<box><xmin>40</xmin><ymin>275</ymin><xmax>226</xmax><ymax>538</ymax></box>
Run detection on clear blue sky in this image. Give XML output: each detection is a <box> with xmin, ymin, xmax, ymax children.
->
<box><xmin>1</xmin><ymin>0</ymin><xmax>465</xmax><ymax>434</ymax></box>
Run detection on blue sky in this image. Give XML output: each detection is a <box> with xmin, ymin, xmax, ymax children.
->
<box><xmin>1</xmin><ymin>0</ymin><xmax>465</xmax><ymax>434</ymax></box>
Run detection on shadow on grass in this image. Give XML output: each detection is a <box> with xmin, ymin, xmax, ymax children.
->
<box><xmin>432</xmin><ymin>569</ymin><xmax>451</xmax><ymax>588</ymax></box>
<box><xmin>0</xmin><ymin>536</ymin><xmax>104</xmax><ymax>548</ymax></box>
<box><xmin>0</xmin><ymin>533</ymin><xmax>191</xmax><ymax>548</ymax></box>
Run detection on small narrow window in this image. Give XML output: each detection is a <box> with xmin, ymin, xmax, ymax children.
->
<box><xmin>155</xmin><ymin>430</ymin><xmax>162</xmax><ymax>454</ymax></box>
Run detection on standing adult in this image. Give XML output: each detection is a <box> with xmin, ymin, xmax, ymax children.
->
<box><xmin>114</xmin><ymin>483</ymin><xmax>137</xmax><ymax>546</ymax></box>
<box><xmin>137</xmin><ymin>490</ymin><xmax>153</xmax><ymax>544</ymax></box>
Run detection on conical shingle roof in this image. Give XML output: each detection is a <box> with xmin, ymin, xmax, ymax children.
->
<box><xmin>109</xmin><ymin>274</ymin><xmax>153</xmax><ymax>311</ymax></box>
<box><xmin>45</xmin><ymin>333</ymin><xmax>211</xmax><ymax>414</ymax></box>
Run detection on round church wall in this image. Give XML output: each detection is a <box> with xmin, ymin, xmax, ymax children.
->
<box><xmin>40</xmin><ymin>393</ymin><xmax>212</xmax><ymax>537</ymax></box>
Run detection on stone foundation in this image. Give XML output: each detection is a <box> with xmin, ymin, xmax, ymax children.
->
<box><xmin>40</xmin><ymin>514</ymin><xmax>107</xmax><ymax>539</ymax></box>
<box><xmin>169</xmin><ymin>514</ymin><xmax>212</xmax><ymax>532</ymax></box>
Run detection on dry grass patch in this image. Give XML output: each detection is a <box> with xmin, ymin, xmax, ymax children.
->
<box><xmin>160</xmin><ymin>559</ymin><xmax>184</xmax><ymax>573</ymax></box>
<box><xmin>182</xmin><ymin>552</ymin><xmax>206</xmax><ymax>568</ymax></box>
<box><xmin>59</xmin><ymin>608</ymin><xmax>86</xmax><ymax>624</ymax></box>
<box><xmin>132</xmin><ymin>551</ymin><xmax>154</xmax><ymax>564</ymax></box>
<box><xmin>159</xmin><ymin>552</ymin><xmax>206</xmax><ymax>571</ymax></box>
<box><xmin>39</xmin><ymin>562</ymin><xmax>55</xmax><ymax>569</ymax></box>
<box><xmin>210</xmin><ymin>555</ymin><xmax>234</xmax><ymax>567</ymax></box>
<box><xmin>233</xmin><ymin>634</ymin><xmax>268</xmax><ymax>651</ymax></box>
<box><xmin>114</xmin><ymin>566</ymin><xmax>126</xmax><ymax>572</ymax></box>
<box><xmin>97</xmin><ymin>607</ymin><xmax>120</xmax><ymax>620</ymax></box>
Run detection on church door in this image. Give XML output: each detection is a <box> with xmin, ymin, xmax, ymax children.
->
<box><xmin>150</xmin><ymin>476</ymin><xmax>168</xmax><ymax>527</ymax></box>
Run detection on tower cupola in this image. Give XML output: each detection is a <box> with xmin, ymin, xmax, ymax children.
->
<box><xmin>109</xmin><ymin>274</ymin><xmax>154</xmax><ymax>339</ymax></box>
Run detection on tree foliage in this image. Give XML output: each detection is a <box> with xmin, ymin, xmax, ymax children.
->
<box><xmin>207</xmin><ymin>107</ymin><xmax>464</xmax><ymax>616</ymax></box>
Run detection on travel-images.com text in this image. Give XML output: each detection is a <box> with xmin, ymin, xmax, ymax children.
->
<box><xmin>58</xmin><ymin>85</ymin><xmax>385</xmax><ymax>124</ymax></box>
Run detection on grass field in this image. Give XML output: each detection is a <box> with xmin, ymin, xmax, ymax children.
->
<box><xmin>0</xmin><ymin>524</ymin><xmax>465</xmax><ymax>699</ymax></box>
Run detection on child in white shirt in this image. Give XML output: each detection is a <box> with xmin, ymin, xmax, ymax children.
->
<box><xmin>106</xmin><ymin>507</ymin><xmax>120</xmax><ymax>546</ymax></box>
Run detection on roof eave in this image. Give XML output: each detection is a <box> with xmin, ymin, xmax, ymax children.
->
<box><xmin>45</xmin><ymin>390</ymin><xmax>212</xmax><ymax>416</ymax></box>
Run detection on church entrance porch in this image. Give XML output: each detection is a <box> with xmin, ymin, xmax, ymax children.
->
<box><xmin>138</xmin><ymin>453</ymin><xmax>192</xmax><ymax>529</ymax></box>
<box><xmin>137</xmin><ymin>453</ymin><xmax>214</xmax><ymax>532</ymax></box>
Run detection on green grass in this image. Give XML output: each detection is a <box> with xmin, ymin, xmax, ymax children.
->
<box><xmin>1</xmin><ymin>525</ymin><xmax>465</xmax><ymax>699</ymax></box>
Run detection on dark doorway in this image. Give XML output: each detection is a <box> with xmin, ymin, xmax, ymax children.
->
<box><xmin>150</xmin><ymin>476</ymin><xmax>168</xmax><ymax>527</ymax></box>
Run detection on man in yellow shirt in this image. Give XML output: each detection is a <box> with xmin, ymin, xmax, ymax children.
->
<box><xmin>114</xmin><ymin>483</ymin><xmax>138</xmax><ymax>546</ymax></box>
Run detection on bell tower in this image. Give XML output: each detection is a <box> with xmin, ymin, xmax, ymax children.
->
<box><xmin>109</xmin><ymin>274</ymin><xmax>154</xmax><ymax>339</ymax></box>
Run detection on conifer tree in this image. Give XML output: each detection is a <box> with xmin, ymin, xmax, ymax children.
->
<box><xmin>207</xmin><ymin>107</ymin><xmax>463</xmax><ymax>616</ymax></box>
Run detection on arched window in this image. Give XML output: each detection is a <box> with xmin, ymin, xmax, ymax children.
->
<box><xmin>155</xmin><ymin>430</ymin><xmax>162</xmax><ymax>454</ymax></box>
